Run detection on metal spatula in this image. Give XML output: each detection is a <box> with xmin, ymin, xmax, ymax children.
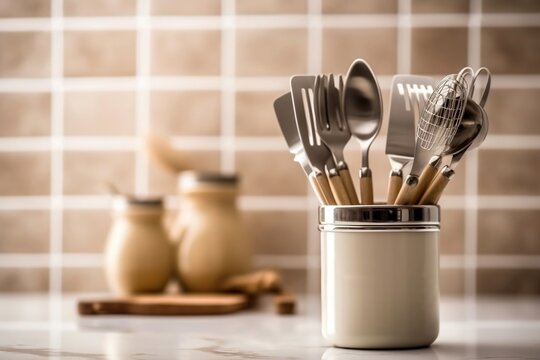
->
<box><xmin>274</xmin><ymin>92</ymin><xmax>330</xmax><ymax>205</ymax></box>
<box><xmin>385</xmin><ymin>75</ymin><xmax>434</xmax><ymax>204</ymax></box>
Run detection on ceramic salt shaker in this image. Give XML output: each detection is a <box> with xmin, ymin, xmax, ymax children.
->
<box><xmin>104</xmin><ymin>196</ymin><xmax>172</xmax><ymax>295</ymax></box>
<box><xmin>170</xmin><ymin>172</ymin><xmax>253</xmax><ymax>292</ymax></box>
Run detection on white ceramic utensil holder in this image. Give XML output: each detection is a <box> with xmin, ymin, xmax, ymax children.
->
<box><xmin>320</xmin><ymin>205</ymin><xmax>440</xmax><ymax>349</ymax></box>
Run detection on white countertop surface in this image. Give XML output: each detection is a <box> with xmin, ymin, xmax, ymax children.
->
<box><xmin>0</xmin><ymin>295</ymin><xmax>539</xmax><ymax>359</ymax></box>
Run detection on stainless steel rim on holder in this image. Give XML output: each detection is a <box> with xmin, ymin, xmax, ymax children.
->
<box><xmin>319</xmin><ymin>205</ymin><xmax>440</xmax><ymax>231</ymax></box>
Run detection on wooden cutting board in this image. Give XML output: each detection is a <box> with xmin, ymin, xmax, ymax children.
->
<box><xmin>78</xmin><ymin>294</ymin><xmax>251</xmax><ymax>316</ymax></box>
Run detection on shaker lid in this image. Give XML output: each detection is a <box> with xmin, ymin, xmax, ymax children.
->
<box><xmin>178</xmin><ymin>171</ymin><xmax>238</xmax><ymax>188</ymax></box>
<box><xmin>319</xmin><ymin>205</ymin><xmax>440</xmax><ymax>229</ymax></box>
<box><xmin>112</xmin><ymin>195</ymin><xmax>163</xmax><ymax>211</ymax></box>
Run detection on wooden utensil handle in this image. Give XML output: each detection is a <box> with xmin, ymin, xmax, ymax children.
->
<box><xmin>419</xmin><ymin>167</ymin><xmax>455</xmax><ymax>205</ymax></box>
<box><xmin>221</xmin><ymin>270</ymin><xmax>282</xmax><ymax>295</ymax></box>
<box><xmin>359</xmin><ymin>168</ymin><xmax>374</xmax><ymax>205</ymax></box>
<box><xmin>338</xmin><ymin>168</ymin><xmax>359</xmax><ymax>204</ymax></box>
<box><xmin>411</xmin><ymin>157</ymin><xmax>442</xmax><ymax>204</ymax></box>
<box><xmin>394</xmin><ymin>176</ymin><xmax>418</xmax><ymax>205</ymax></box>
<box><xmin>313</xmin><ymin>172</ymin><xmax>336</xmax><ymax>205</ymax></box>
<box><xmin>308</xmin><ymin>173</ymin><xmax>327</xmax><ymax>205</ymax></box>
<box><xmin>328</xmin><ymin>172</ymin><xmax>352</xmax><ymax>205</ymax></box>
<box><xmin>386</xmin><ymin>170</ymin><xmax>402</xmax><ymax>205</ymax></box>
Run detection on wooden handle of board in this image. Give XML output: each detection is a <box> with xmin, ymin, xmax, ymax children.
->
<box><xmin>328</xmin><ymin>172</ymin><xmax>352</xmax><ymax>205</ymax></box>
<box><xmin>386</xmin><ymin>170</ymin><xmax>402</xmax><ymax>205</ymax></box>
<box><xmin>221</xmin><ymin>270</ymin><xmax>282</xmax><ymax>295</ymax></box>
<box><xmin>359</xmin><ymin>168</ymin><xmax>374</xmax><ymax>205</ymax></box>
<box><xmin>419</xmin><ymin>166</ymin><xmax>455</xmax><ymax>205</ymax></box>
<box><xmin>338</xmin><ymin>168</ymin><xmax>359</xmax><ymax>204</ymax></box>
<box><xmin>313</xmin><ymin>172</ymin><xmax>336</xmax><ymax>205</ymax></box>
<box><xmin>410</xmin><ymin>156</ymin><xmax>442</xmax><ymax>204</ymax></box>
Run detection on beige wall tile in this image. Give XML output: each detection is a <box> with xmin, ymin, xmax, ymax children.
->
<box><xmin>235</xmin><ymin>91</ymin><xmax>283</xmax><ymax>136</ymax></box>
<box><xmin>0</xmin><ymin>0</ymin><xmax>50</xmax><ymax>17</ymax></box>
<box><xmin>244</xmin><ymin>210</ymin><xmax>307</xmax><ymax>255</ymax></box>
<box><xmin>322</xmin><ymin>0</ymin><xmax>397</xmax><ymax>14</ymax></box>
<box><xmin>481</xmin><ymin>27</ymin><xmax>540</xmax><ymax>74</ymax></box>
<box><xmin>235</xmin><ymin>150</ymin><xmax>308</xmax><ymax>196</ymax></box>
<box><xmin>63</xmin><ymin>209</ymin><xmax>111</xmax><ymax>253</ymax></box>
<box><xmin>151</xmin><ymin>0</ymin><xmax>221</xmax><ymax>15</ymax></box>
<box><xmin>411</xmin><ymin>27</ymin><xmax>468</xmax><ymax>75</ymax></box>
<box><xmin>411</xmin><ymin>0</ymin><xmax>470</xmax><ymax>13</ymax></box>
<box><xmin>64</xmin><ymin>0</ymin><xmax>136</xmax><ymax>16</ymax></box>
<box><xmin>322</xmin><ymin>28</ymin><xmax>397</xmax><ymax>75</ymax></box>
<box><xmin>236</xmin><ymin>28</ymin><xmax>307</xmax><ymax>76</ymax></box>
<box><xmin>148</xmin><ymin>150</ymin><xmax>221</xmax><ymax>195</ymax></box>
<box><xmin>0</xmin><ymin>268</ymin><xmax>49</xmax><ymax>292</ymax></box>
<box><xmin>485</xmin><ymin>89</ymin><xmax>540</xmax><ymax>134</ymax></box>
<box><xmin>150</xmin><ymin>91</ymin><xmax>220</xmax><ymax>136</ymax></box>
<box><xmin>0</xmin><ymin>32</ymin><xmax>50</xmax><ymax>77</ymax></box>
<box><xmin>483</xmin><ymin>0</ymin><xmax>540</xmax><ymax>13</ymax></box>
<box><xmin>440</xmin><ymin>209</ymin><xmax>465</xmax><ymax>255</ymax></box>
<box><xmin>478</xmin><ymin>149</ymin><xmax>540</xmax><ymax>195</ymax></box>
<box><xmin>478</xmin><ymin>210</ymin><xmax>540</xmax><ymax>255</ymax></box>
<box><xmin>236</xmin><ymin>0</ymin><xmax>307</xmax><ymax>14</ymax></box>
<box><xmin>0</xmin><ymin>210</ymin><xmax>49</xmax><ymax>253</ymax></box>
<box><xmin>64</xmin><ymin>31</ymin><xmax>136</xmax><ymax>77</ymax></box>
<box><xmin>440</xmin><ymin>268</ymin><xmax>464</xmax><ymax>295</ymax></box>
<box><xmin>151</xmin><ymin>30</ymin><xmax>221</xmax><ymax>76</ymax></box>
<box><xmin>477</xmin><ymin>269</ymin><xmax>540</xmax><ymax>295</ymax></box>
<box><xmin>0</xmin><ymin>92</ymin><xmax>50</xmax><ymax>136</ymax></box>
<box><xmin>0</xmin><ymin>152</ymin><xmax>50</xmax><ymax>195</ymax></box>
<box><xmin>62</xmin><ymin>267</ymin><xmax>108</xmax><ymax>292</ymax></box>
<box><xmin>64</xmin><ymin>91</ymin><xmax>135</xmax><ymax>136</ymax></box>
<box><xmin>63</xmin><ymin>151</ymin><xmax>135</xmax><ymax>195</ymax></box>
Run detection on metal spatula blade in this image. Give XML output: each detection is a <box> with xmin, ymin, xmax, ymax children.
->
<box><xmin>385</xmin><ymin>75</ymin><xmax>434</xmax><ymax>203</ymax></box>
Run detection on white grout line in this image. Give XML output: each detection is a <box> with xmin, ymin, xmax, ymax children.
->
<box><xmin>134</xmin><ymin>0</ymin><xmax>150</xmax><ymax>196</ymax></box>
<box><xmin>1</xmin><ymin>14</ymin><xmax>539</xmax><ymax>32</ymax></box>
<box><xmin>219</xmin><ymin>0</ymin><xmax>236</xmax><ymax>173</ymax></box>
<box><xmin>397</xmin><ymin>0</ymin><xmax>412</xmax><ymax>74</ymax></box>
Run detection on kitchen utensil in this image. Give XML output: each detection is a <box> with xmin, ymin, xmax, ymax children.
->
<box><xmin>470</xmin><ymin>67</ymin><xmax>491</xmax><ymax>107</ymax></box>
<box><xmin>290</xmin><ymin>75</ymin><xmax>337</xmax><ymax>205</ymax></box>
<box><xmin>385</xmin><ymin>75</ymin><xmax>435</xmax><ymax>204</ymax></box>
<box><xmin>419</xmin><ymin>99</ymin><xmax>488</xmax><ymax>204</ymax></box>
<box><xmin>344</xmin><ymin>59</ymin><xmax>383</xmax><ymax>204</ymax></box>
<box><xmin>314</xmin><ymin>75</ymin><xmax>352</xmax><ymax>205</ymax></box>
<box><xmin>394</xmin><ymin>69</ymin><xmax>472</xmax><ymax>205</ymax></box>
<box><xmin>274</xmin><ymin>93</ymin><xmax>331</xmax><ymax>205</ymax></box>
<box><xmin>316</xmin><ymin>74</ymin><xmax>357</xmax><ymax>204</ymax></box>
<box><xmin>78</xmin><ymin>294</ymin><xmax>250</xmax><ymax>316</ymax></box>
<box><xmin>143</xmin><ymin>132</ymin><xmax>186</xmax><ymax>173</ymax></box>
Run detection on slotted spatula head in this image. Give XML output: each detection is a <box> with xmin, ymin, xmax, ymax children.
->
<box><xmin>385</xmin><ymin>75</ymin><xmax>435</xmax><ymax>170</ymax></box>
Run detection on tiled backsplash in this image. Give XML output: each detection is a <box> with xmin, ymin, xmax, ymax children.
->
<box><xmin>1</xmin><ymin>0</ymin><xmax>539</xmax><ymax>297</ymax></box>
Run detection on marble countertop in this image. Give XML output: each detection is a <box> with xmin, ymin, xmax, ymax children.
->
<box><xmin>0</xmin><ymin>295</ymin><xmax>539</xmax><ymax>359</ymax></box>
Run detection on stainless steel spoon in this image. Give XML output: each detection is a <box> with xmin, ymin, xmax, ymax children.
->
<box><xmin>343</xmin><ymin>59</ymin><xmax>383</xmax><ymax>204</ymax></box>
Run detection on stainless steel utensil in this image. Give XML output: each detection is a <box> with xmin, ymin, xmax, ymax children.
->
<box><xmin>344</xmin><ymin>59</ymin><xmax>383</xmax><ymax>205</ymax></box>
<box><xmin>395</xmin><ymin>69</ymin><xmax>472</xmax><ymax>205</ymax></box>
<box><xmin>314</xmin><ymin>75</ymin><xmax>351</xmax><ymax>205</ymax></box>
<box><xmin>273</xmin><ymin>92</ymin><xmax>329</xmax><ymax>205</ymax></box>
<box><xmin>290</xmin><ymin>75</ymin><xmax>337</xmax><ymax>205</ymax></box>
<box><xmin>385</xmin><ymin>75</ymin><xmax>435</xmax><ymax>204</ymax></box>
<box><xmin>470</xmin><ymin>67</ymin><xmax>491</xmax><ymax>108</ymax></box>
<box><xmin>419</xmin><ymin>99</ymin><xmax>489</xmax><ymax>204</ymax></box>
<box><xmin>316</xmin><ymin>74</ymin><xmax>358</xmax><ymax>204</ymax></box>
